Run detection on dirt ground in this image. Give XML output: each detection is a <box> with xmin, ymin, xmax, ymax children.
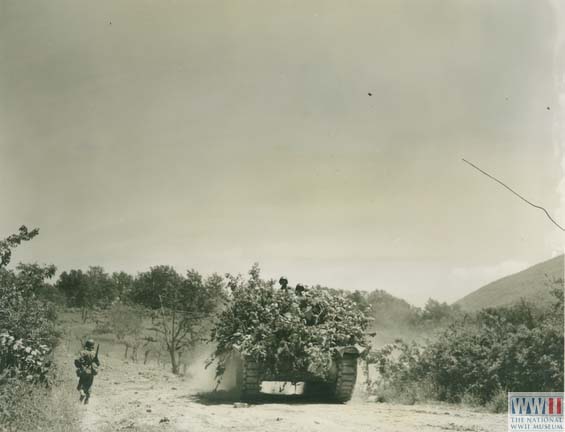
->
<box><xmin>74</xmin><ymin>353</ymin><xmax>507</xmax><ymax>432</ymax></box>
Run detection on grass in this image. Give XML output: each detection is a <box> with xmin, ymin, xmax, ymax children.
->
<box><xmin>0</xmin><ymin>310</ymin><xmax>135</xmax><ymax>432</ymax></box>
<box><xmin>0</xmin><ymin>310</ymin><xmax>180</xmax><ymax>432</ymax></box>
<box><xmin>485</xmin><ymin>390</ymin><xmax>508</xmax><ymax>413</ymax></box>
<box><xmin>369</xmin><ymin>381</ymin><xmax>510</xmax><ymax>414</ymax></box>
<box><xmin>0</xmin><ymin>343</ymin><xmax>80</xmax><ymax>432</ymax></box>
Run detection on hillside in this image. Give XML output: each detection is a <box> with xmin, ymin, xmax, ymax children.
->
<box><xmin>455</xmin><ymin>255</ymin><xmax>564</xmax><ymax>311</ymax></box>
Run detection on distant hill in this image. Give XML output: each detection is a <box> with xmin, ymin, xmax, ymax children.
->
<box><xmin>455</xmin><ymin>255</ymin><xmax>564</xmax><ymax>311</ymax></box>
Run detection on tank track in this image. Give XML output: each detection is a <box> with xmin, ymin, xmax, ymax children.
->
<box><xmin>239</xmin><ymin>358</ymin><xmax>261</xmax><ymax>400</ymax></box>
<box><xmin>333</xmin><ymin>354</ymin><xmax>357</xmax><ymax>402</ymax></box>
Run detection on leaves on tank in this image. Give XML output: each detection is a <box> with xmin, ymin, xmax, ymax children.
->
<box><xmin>208</xmin><ymin>271</ymin><xmax>369</xmax><ymax>382</ymax></box>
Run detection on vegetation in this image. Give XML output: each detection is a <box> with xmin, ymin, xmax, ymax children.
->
<box><xmin>107</xmin><ymin>303</ymin><xmax>145</xmax><ymax>359</ymax></box>
<box><xmin>129</xmin><ymin>266</ymin><xmax>225</xmax><ymax>374</ymax></box>
<box><xmin>2</xmin><ymin>224</ymin><xmax>562</xmax><ymax>424</ymax></box>
<box><xmin>56</xmin><ymin>267</ymin><xmax>117</xmax><ymax>322</ymax></box>
<box><xmin>365</xmin><ymin>284</ymin><xmax>564</xmax><ymax>409</ymax></box>
<box><xmin>44</xmin><ymin>261</ymin><xmax>227</xmax><ymax>374</ymax></box>
<box><xmin>208</xmin><ymin>265</ymin><xmax>370</xmax><ymax>384</ymax></box>
<box><xmin>0</xmin><ymin>345</ymin><xmax>80</xmax><ymax>432</ymax></box>
<box><xmin>367</xmin><ymin>290</ymin><xmax>419</xmax><ymax>330</ymax></box>
<box><xmin>0</xmin><ymin>227</ymin><xmax>62</xmax><ymax>428</ymax></box>
<box><xmin>0</xmin><ymin>226</ymin><xmax>39</xmax><ymax>268</ymax></box>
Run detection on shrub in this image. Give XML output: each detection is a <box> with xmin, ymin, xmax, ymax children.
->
<box><xmin>0</xmin><ymin>334</ymin><xmax>52</xmax><ymax>384</ymax></box>
<box><xmin>365</xmin><ymin>340</ymin><xmax>436</xmax><ymax>403</ymax></box>
<box><xmin>0</xmin><ymin>227</ymin><xmax>61</xmax><ymax>429</ymax></box>
<box><xmin>0</xmin><ymin>265</ymin><xmax>59</xmax><ymax>385</ymax></box>
<box><xmin>0</xmin><ymin>346</ymin><xmax>80</xmax><ymax>431</ymax></box>
<box><xmin>486</xmin><ymin>389</ymin><xmax>508</xmax><ymax>413</ymax></box>
<box><xmin>365</xmin><ymin>294</ymin><xmax>564</xmax><ymax>406</ymax></box>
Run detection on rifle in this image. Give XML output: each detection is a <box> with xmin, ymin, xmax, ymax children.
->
<box><xmin>94</xmin><ymin>344</ymin><xmax>100</xmax><ymax>364</ymax></box>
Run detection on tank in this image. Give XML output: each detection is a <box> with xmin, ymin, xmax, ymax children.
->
<box><xmin>209</xmin><ymin>275</ymin><xmax>369</xmax><ymax>403</ymax></box>
<box><xmin>232</xmin><ymin>345</ymin><xmax>364</xmax><ymax>402</ymax></box>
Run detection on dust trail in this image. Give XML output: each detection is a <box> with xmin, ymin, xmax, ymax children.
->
<box><xmin>183</xmin><ymin>344</ymin><xmax>234</xmax><ymax>392</ymax></box>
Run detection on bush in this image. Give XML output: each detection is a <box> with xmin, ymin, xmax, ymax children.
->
<box><xmin>0</xmin><ymin>273</ymin><xmax>58</xmax><ymax>385</ymax></box>
<box><xmin>365</xmin><ymin>294</ymin><xmax>564</xmax><ymax>406</ymax></box>
<box><xmin>0</xmin><ymin>267</ymin><xmax>59</xmax><ymax>348</ymax></box>
<box><xmin>209</xmin><ymin>268</ymin><xmax>369</xmax><ymax>383</ymax></box>
<box><xmin>0</xmin><ymin>346</ymin><xmax>80</xmax><ymax>431</ymax></box>
<box><xmin>0</xmin><ymin>227</ymin><xmax>60</xmax><ymax>429</ymax></box>
<box><xmin>0</xmin><ymin>265</ymin><xmax>59</xmax><ymax>385</ymax></box>
<box><xmin>365</xmin><ymin>340</ymin><xmax>436</xmax><ymax>403</ymax></box>
<box><xmin>0</xmin><ymin>334</ymin><xmax>52</xmax><ymax>384</ymax></box>
<box><xmin>486</xmin><ymin>389</ymin><xmax>508</xmax><ymax>413</ymax></box>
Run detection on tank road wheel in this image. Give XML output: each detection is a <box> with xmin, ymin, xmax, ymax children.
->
<box><xmin>237</xmin><ymin>358</ymin><xmax>261</xmax><ymax>401</ymax></box>
<box><xmin>333</xmin><ymin>354</ymin><xmax>358</xmax><ymax>402</ymax></box>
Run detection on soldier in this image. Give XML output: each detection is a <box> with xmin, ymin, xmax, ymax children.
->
<box><xmin>279</xmin><ymin>276</ymin><xmax>289</xmax><ymax>291</ymax></box>
<box><xmin>295</xmin><ymin>284</ymin><xmax>306</xmax><ymax>296</ymax></box>
<box><xmin>74</xmin><ymin>339</ymin><xmax>100</xmax><ymax>404</ymax></box>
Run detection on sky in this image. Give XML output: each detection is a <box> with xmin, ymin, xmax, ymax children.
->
<box><xmin>1</xmin><ymin>0</ymin><xmax>563</xmax><ymax>305</ymax></box>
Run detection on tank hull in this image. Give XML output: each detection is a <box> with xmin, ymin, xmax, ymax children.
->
<box><xmin>232</xmin><ymin>345</ymin><xmax>362</xmax><ymax>402</ymax></box>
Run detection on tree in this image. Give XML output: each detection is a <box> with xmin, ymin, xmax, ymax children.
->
<box><xmin>0</xmin><ymin>227</ymin><xmax>56</xmax><ymax>388</ymax></box>
<box><xmin>111</xmin><ymin>271</ymin><xmax>134</xmax><ymax>301</ymax></box>
<box><xmin>108</xmin><ymin>303</ymin><xmax>144</xmax><ymax>359</ymax></box>
<box><xmin>56</xmin><ymin>270</ymin><xmax>90</xmax><ymax>321</ymax></box>
<box><xmin>85</xmin><ymin>266</ymin><xmax>116</xmax><ymax>308</ymax></box>
<box><xmin>130</xmin><ymin>266</ymin><xmax>225</xmax><ymax>374</ymax></box>
<box><xmin>0</xmin><ymin>226</ymin><xmax>39</xmax><ymax>269</ymax></box>
<box><xmin>13</xmin><ymin>263</ymin><xmax>57</xmax><ymax>301</ymax></box>
<box><xmin>419</xmin><ymin>298</ymin><xmax>461</xmax><ymax>326</ymax></box>
<box><xmin>56</xmin><ymin>266</ymin><xmax>117</xmax><ymax>322</ymax></box>
<box><xmin>0</xmin><ymin>264</ymin><xmax>58</xmax><ymax>345</ymax></box>
<box><xmin>130</xmin><ymin>265</ymin><xmax>184</xmax><ymax>309</ymax></box>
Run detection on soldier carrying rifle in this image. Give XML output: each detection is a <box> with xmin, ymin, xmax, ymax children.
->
<box><xmin>74</xmin><ymin>339</ymin><xmax>100</xmax><ymax>404</ymax></box>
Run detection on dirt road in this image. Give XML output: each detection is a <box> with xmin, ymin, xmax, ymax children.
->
<box><xmin>75</xmin><ymin>354</ymin><xmax>507</xmax><ymax>432</ymax></box>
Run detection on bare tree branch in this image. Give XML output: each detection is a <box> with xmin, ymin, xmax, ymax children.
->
<box><xmin>147</xmin><ymin>326</ymin><xmax>165</xmax><ymax>334</ymax></box>
<box><xmin>158</xmin><ymin>295</ymin><xmax>170</xmax><ymax>339</ymax></box>
<box><xmin>462</xmin><ymin>158</ymin><xmax>564</xmax><ymax>232</ymax></box>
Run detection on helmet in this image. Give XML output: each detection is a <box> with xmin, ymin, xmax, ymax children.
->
<box><xmin>85</xmin><ymin>339</ymin><xmax>95</xmax><ymax>349</ymax></box>
<box><xmin>279</xmin><ymin>276</ymin><xmax>288</xmax><ymax>285</ymax></box>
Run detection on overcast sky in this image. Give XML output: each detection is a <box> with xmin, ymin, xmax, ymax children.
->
<box><xmin>1</xmin><ymin>0</ymin><xmax>563</xmax><ymax>305</ymax></box>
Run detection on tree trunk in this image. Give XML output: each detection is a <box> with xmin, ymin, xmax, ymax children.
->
<box><xmin>169</xmin><ymin>348</ymin><xmax>179</xmax><ymax>375</ymax></box>
<box><xmin>176</xmin><ymin>351</ymin><xmax>184</xmax><ymax>375</ymax></box>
